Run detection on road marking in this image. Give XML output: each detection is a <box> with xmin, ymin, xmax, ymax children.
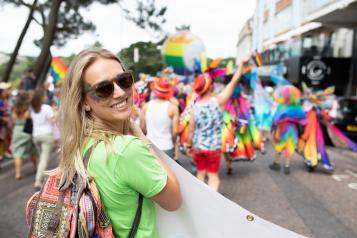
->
<box><xmin>345</xmin><ymin>170</ymin><xmax>357</xmax><ymax>178</ymax></box>
<box><xmin>332</xmin><ymin>174</ymin><xmax>350</xmax><ymax>182</ymax></box>
<box><xmin>347</xmin><ymin>183</ymin><xmax>357</xmax><ymax>190</ymax></box>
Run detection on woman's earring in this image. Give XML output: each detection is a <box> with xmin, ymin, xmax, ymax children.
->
<box><xmin>85</xmin><ymin>106</ymin><xmax>91</xmax><ymax>112</ymax></box>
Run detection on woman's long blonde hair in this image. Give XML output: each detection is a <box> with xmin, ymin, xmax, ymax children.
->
<box><xmin>56</xmin><ymin>48</ymin><xmax>130</xmax><ymax>187</ymax></box>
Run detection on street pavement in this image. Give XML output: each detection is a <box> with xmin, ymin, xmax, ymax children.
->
<box><xmin>0</xmin><ymin>142</ymin><xmax>356</xmax><ymax>238</ymax></box>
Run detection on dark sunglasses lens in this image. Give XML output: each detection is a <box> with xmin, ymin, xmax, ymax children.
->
<box><xmin>116</xmin><ymin>73</ymin><xmax>133</xmax><ymax>89</ymax></box>
<box><xmin>95</xmin><ymin>81</ymin><xmax>114</xmax><ymax>98</ymax></box>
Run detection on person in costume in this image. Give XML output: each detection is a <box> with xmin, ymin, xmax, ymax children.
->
<box><xmin>221</xmin><ymin>85</ymin><xmax>263</xmax><ymax>175</ymax></box>
<box><xmin>254</xmin><ymin>86</ymin><xmax>274</xmax><ymax>142</ymax></box>
<box><xmin>140</xmin><ymin>77</ymin><xmax>180</xmax><ymax>160</ymax></box>
<box><xmin>220</xmin><ymin>67</ymin><xmax>266</xmax><ymax>174</ymax></box>
<box><xmin>270</xmin><ymin>85</ymin><xmax>307</xmax><ymax>174</ymax></box>
<box><xmin>55</xmin><ymin>48</ymin><xmax>181</xmax><ymax>237</ymax></box>
<box><xmin>187</xmin><ymin>58</ymin><xmax>248</xmax><ymax>191</ymax></box>
<box><xmin>298</xmin><ymin>85</ymin><xmax>357</xmax><ymax>172</ymax></box>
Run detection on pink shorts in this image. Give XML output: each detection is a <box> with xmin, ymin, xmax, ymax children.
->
<box><xmin>193</xmin><ymin>150</ymin><xmax>221</xmax><ymax>173</ymax></box>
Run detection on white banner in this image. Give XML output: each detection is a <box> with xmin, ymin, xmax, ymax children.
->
<box><xmin>156</xmin><ymin>151</ymin><xmax>306</xmax><ymax>238</ymax></box>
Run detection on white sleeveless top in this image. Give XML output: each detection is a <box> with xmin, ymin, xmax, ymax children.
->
<box><xmin>146</xmin><ymin>100</ymin><xmax>174</xmax><ymax>150</ymax></box>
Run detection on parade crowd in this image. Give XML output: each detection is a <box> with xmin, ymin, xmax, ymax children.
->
<box><xmin>0</xmin><ymin>68</ymin><xmax>60</xmax><ymax>190</ymax></box>
<box><xmin>0</xmin><ymin>48</ymin><xmax>355</xmax><ymax>238</ymax></box>
<box><xmin>1</xmin><ymin>50</ymin><xmax>356</xmax><ymax>195</ymax></box>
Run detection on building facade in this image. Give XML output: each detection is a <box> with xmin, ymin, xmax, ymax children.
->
<box><xmin>237</xmin><ymin>0</ymin><xmax>357</xmax><ymax>96</ymax></box>
<box><xmin>236</xmin><ymin>18</ymin><xmax>253</xmax><ymax>63</ymax></box>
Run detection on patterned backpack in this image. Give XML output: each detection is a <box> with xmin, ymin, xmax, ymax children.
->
<box><xmin>26</xmin><ymin>144</ymin><xmax>143</xmax><ymax>238</ymax></box>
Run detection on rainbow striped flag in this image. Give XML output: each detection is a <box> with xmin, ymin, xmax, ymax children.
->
<box><xmin>251</xmin><ymin>50</ymin><xmax>263</xmax><ymax>67</ymax></box>
<box><xmin>50</xmin><ymin>57</ymin><xmax>68</xmax><ymax>83</ymax></box>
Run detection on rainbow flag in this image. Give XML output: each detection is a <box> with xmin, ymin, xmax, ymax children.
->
<box><xmin>251</xmin><ymin>50</ymin><xmax>263</xmax><ymax>67</ymax></box>
<box><xmin>50</xmin><ymin>57</ymin><xmax>68</xmax><ymax>83</ymax></box>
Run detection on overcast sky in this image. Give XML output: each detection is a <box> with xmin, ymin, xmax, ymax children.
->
<box><xmin>0</xmin><ymin>0</ymin><xmax>256</xmax><ymax>59</ymax></box>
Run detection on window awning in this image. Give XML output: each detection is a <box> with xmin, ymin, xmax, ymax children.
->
<box><xmin>263</xmin><ymin>22</ymin><xmax>322</xmax><ymax>48</ymax></box>
<box><xmin>306</xmin><ymin>0</ymin><xmax>357</xmax><ymax>29</ymax></box>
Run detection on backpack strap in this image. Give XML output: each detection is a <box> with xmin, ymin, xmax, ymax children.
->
<box><xmin>84</xmin><ymin>140</ymin><xmax>144</xmax><ymax>237</ymax></box>
<box><xmin>83</xmin><ymin>140</ymin><xmax>100</xmax><ymax>169</ymax></box>
<box><xmin>81</xmin><ymin>140</ymin><xmax>144</xmax><ymax>238</ymax></box>
<box><xmin>128</xmin><ymin>193</ymin><xmax>144</xmax><ymax>238</ymax></box>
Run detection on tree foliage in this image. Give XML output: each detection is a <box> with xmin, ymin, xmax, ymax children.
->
<box><xmin>120</xmin><ymin>0</ymin><xmax>167</xmax><ymax>35</ymax></box>
<box><xmin>119</xmin><ymin>41</ymin><xmax>164</xmax><ymax>77</ymax></box>
<box><xmin>0</xmin><ymin>0</ymin><xmax>167</xmax><ymax>84</ymax></box>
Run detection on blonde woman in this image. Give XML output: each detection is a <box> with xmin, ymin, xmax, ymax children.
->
<box><xmin>56</xmin><ymin>48</ymin><xmax>181</xmax><ymax>237</ymax></box>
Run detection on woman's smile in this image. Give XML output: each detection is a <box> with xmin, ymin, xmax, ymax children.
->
<box><xmin>110</xmin><ymin>98</ymin><xmax>129</xmax><ymax>111</ymax></box>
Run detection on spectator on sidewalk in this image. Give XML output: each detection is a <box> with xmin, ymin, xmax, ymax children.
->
<box><xmin>0</xmin><ymin>82</ymin><xmax>13</xmax><ymax>164</ymax></box>
<box><xmin>11</xmin><ymin>92</ymin><xmax>36</xmax><ymax>180</ymax></box>
<box><xmin>20</xmin><ymin>68</ymin><xmax>36</xmax><ymax>92</ymax></box>
<box><xmin>30</xmin><ymin>89</ymin><xmax>55</xmax><ymax>189</ymax></box>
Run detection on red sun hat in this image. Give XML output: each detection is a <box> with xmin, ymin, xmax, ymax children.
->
<box><xmin>194</xmin><ymin>74</ymin><xmax>212</xmax><ymax>95</ymax></box>
<box><xmin>152</xmin><ymin>77</ymin><xmax>174</xmax><ymax>100</ymax></box>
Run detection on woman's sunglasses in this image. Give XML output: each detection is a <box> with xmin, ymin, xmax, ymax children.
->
<box><xmin>85</xmin><ymin>71</ymin><xmax>134</xmax><ymax>99</ymax></box>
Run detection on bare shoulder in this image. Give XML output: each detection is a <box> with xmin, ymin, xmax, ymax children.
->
<box><xmin>169</xmin><ymin>97</ymin><xmax>179</xmax><ymax>106</ymax></box>
<box><xmin>142</xmin><ymin>102</ymin><xmax>148</xmax><ymax>111</ymax></box>
<box><xmin>215</xmin><ymin>95</ymin><xmax>226</xmax><ymax>109</ymax></box>
<box><xmin>168</xmin><ymin>101</ymin><xmax>179</xmax><ymax>116</ymax></box>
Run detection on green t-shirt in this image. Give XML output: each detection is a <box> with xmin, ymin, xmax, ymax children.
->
<box><xmin>85</xmin><ymin>135</ymin><xmax>167</xmax><ymax>238</ymax></box>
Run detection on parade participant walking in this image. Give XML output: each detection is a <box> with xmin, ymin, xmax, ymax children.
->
<box><xmin>270</xmin><ymin>85</ymin><xmax>307</xmax><ymax>174</ymax></box>
<box><xmin>187</xmin><ymin>59</ymin><xmax>247</xmax><ymax>191</ymax></box>
<box><xmin>56</xmin><ymin>48</ymin><xmax>181</xmax><ymax>237</ymax></box>
<box><xmin>11</xmin><ymin>92</ymin><xmax>36</xmax><ymax>180</ymax></box>
<box><xmin>30</xmin><ymin>89</ymin><xmax>55</xmax><ymax>189</ymax></box>
<box><xmin>141</xmin><ymin>77</ymin><xmax>179</xmax><ymax>159</ymax></box>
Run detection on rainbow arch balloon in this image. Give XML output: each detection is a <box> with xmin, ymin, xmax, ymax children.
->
<box><xmin>162</xmin><ymin>31</ymin><xmax>206</xmax><ymax>75</ymax></box>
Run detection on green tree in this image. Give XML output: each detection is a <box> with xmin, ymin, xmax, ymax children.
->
<box><xmin>0</xmin><ymin>0</ymin><xmax>167</xmax><ymax>85</ymax></box>
<box><xmin>1</xmin><ymin>0</ymin><xmax>37</xmax><ymax>83</ymax></box>
<box><xmin>119</xmin><ymin>41</ymin><xmax>164</xmax><ymax>78</ymax></box>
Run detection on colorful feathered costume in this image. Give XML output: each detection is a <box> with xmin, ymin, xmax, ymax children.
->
<box><xmin>298</xmin><ymin>85</ymin><xmax>357</xmax><ymax>172</ymax></box>
<box><xmin>221</xmin><ymin>87</ymin><xmax>263</xmax><ymax>161</ymax></box>
<box><xmin>272</xmin><ymin>85</ymin><xmax>307</xmax><ymax>159</ymax></box>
